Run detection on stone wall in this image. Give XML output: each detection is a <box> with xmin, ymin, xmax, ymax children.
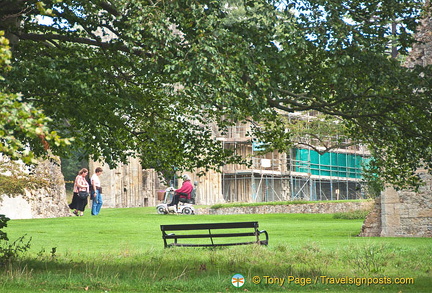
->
<box><xmin>90</xmin><ymin>158</ymin><xmax>169</xmax><ymax>208</ymax></box>
<box><xmin>359</xmin><ymin>172</ymin><xmax>432</xmax><ymax>238</ymax></box>
<box><xmin>90</xmin><ymin>157</ymin><xmax>226</xmax><ymax>208</ymax></box>
<box><xmin>405</xmin><ymin>1</ymin><xmax>432</xmax><ymax>68</ymax></box>
<box><xmin>0</xmin><ymin>158</ymin><xmax>70</xmax><ymax>219</ymax></box>
<box><xmin>196</xmin><ymin>200</ymin><xmax>374</xmax><ymax>215</ymax></box>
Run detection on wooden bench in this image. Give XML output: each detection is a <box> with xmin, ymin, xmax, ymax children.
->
<box><xmin>160</xmin><ymin>221</ymin><xmax>269</xmax><ymax>248</ymax></box>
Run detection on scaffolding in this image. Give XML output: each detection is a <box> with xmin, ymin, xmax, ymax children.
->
<box><xmin>222</xmin><ymin>173</ymin><xmax>291</xmax><ymax>203</ymax></box>
<box><xmin>219</xmin><ymin>118</ymin><xmax>370</xmax><ymax>203</ymax></box>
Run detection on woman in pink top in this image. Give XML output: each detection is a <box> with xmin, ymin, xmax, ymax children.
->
<box><xmin>168</xmin><ymin>174</ymin><xmax>193</xmax><ymax>207</ymax></box>
<box><xmin>68</xmin><ymin>168</ymin><xmax>90</xmax><ymax>216</ymax></box>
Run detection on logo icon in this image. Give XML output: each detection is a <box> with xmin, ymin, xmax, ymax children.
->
<box><xmin>252</xmin><ymin>276</ymin><xmax>261</xmax><ymax>284</ymax></box>
<box><xmin>232</xmin><ymin>274</ymin><xmax>245</xmax><ymax>287</ymax></box>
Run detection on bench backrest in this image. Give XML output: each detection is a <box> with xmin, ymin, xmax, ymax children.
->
<box><xmin>161</xmin><ymin>221</ymin><xmax>259</xmax><ymax>232</ymax></box>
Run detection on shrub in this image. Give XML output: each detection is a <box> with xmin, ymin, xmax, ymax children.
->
<box><xmin>333</xmin><ymin>209</ymin><xmax>371</xmax><ymax>220</ymax></box>
<box><xmin>0</xmin><ymin>214</ymin><xmax>9</xmax><ymax>241</ymax></box>
<box><xmin>0</xmin><ymin>214</ymin><xmax>31</xmax><ymax>266</ymax></box>
<box><xmin>0</xmin><ymin>161</ymin><xmax>49</xmax><ymax>198</ymax></box>
<box><xmin>210</xmin><ymin>199</ymin><xmax>368</xmax><ymax>210</ymax></box>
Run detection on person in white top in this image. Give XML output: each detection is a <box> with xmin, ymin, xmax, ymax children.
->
<box><xmin>91</xmin><ymin>167</ymin><xmax>103</xmax><ymax>216</ymax></box>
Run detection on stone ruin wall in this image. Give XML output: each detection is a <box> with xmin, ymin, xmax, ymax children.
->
<box><xmin>89</xmin><ymin>157</ymin><xmax>225</xmax><ymax>209</ymax></box>
<box><xmin>404</xmin><ymin>2</ymin><xmax>432</xmax><ymax>69</ymax></box>
<box><xmin>89</xmin><ymin>158</ymin><xmax>164</xmax><ymax>208</ymax></box>
<box><xmin>359</xmin><ymin>172</ymin><xmax>432</xmax><ymax>237</ymax></box>
<box><xmin>0</xmin><ymin>158</ymin><xmax>70</xmax><ymax>219</ymax></box>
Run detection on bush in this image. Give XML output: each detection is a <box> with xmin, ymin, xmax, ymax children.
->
<box><xmin>210</xmin><ymin>199</ymin><xmax>368</xmax><ymax>210</ymax></box>
<box><xmin>0</xmin><ymin>214</ymin><xmax>31</xmax><ymax>266</ymax></box>
<box><xmin>0</xmin><ymin>161</ymin><xmax>49</xmax><ymax>198</ymax></box>
<box><xmin>0</xmin><ymin>214</ymin><xmax>9</xmax><ymax>241</ymax></box>
<box><xmin>333</xmin><ymin>209</ymin><xmax>371</xmax><ymax>220</ymax></box>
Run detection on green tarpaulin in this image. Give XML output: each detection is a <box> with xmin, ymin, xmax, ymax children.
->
<box><xmin>294</xmin><ymin>149</ymin><xmax>369</xmax><ymax>179</ymax></box>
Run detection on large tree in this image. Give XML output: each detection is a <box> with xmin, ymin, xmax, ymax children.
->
<box><xmin>0</xmin><ymin>30</ymin><xmax>70</xmax><ymax>164</ymax></box>
<box><xmin>1</xmin><ymin>0</ymin><xmax>431</xmax><ymax>187</ymax></box>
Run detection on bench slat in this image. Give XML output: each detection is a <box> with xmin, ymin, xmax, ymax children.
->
<box><xmin>163</xmin><ymin>232</ymin><xmax>257</xmax><ymax>239</ymax></box>
<box><xmin>161</xmin><ymin>221</ymin><xmax>258</xmax><ymax>231</ymax></box>
<box><xmin>168</xmin><ymin>240</ymin><xmax>268</xmax><ymax>247</ymax></box>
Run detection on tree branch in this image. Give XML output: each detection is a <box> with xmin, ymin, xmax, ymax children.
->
<box><xmin>16</xmin><ymin>32</ymin><xmax>151</xmax><ymax>57</ymax></box>
<box><xmin>99</xmin><ymin>1</ymin><xmax>120</xmax><ymax>16</ymax></box>
<box><xmin>294</xmin><ymin>141</ymin><xmax>359</xmax><ymax>155</ymax></box>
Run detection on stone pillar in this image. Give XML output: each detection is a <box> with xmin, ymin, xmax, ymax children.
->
<box><xmin>380</xmin><ymin>186</ymin><xmax>402</xmax><ymax>237</ymax></box>
<box><xmin>192</xmin><ymin>169</ymin><xmax>224</xmax><ymax>205</ymax></box>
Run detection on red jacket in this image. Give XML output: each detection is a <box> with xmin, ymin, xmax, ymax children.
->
<box><xmin>176</xmin><ymin>180</ymin><xmax>193</xmax><ymax>198</ymax></box>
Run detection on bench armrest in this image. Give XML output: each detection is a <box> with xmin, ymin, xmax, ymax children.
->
<box><xmin>163</xmin><ymin>233</ymin><xmax>176</xmax><ymax>248</ymax></box>
<box><xmin>259</xmin><ymin>230</ymin><xmax>269</xmax><ymax>244</ymax></box>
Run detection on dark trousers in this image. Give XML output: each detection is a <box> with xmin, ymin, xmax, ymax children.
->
<box><xmin>168</xmin><ymin>192</ymin><xmax>188</xmax><ymax>206</ymax></box>
<box><xmin>168</xmin><ymin>194</ymin><xmax>180</xmax><ymax>206</ymax></box>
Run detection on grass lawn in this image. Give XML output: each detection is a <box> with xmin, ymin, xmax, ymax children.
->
<box><xmin>1</xmin><ymin>206</ymin><xmax>431</xmax><ymax>292</ymax></box>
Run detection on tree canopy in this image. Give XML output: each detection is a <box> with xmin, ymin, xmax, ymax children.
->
<box><xmin>0</xmin><ymin>30</ymin><xmax>70</xmax><ymax>164</ymax></box>
<box><xmin>1</xmin><ymin>0</ymin><xmax>431</xmax><ymax>188</ymax></box>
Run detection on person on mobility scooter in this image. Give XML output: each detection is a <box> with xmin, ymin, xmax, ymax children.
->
<box><xmin>156</xmin><ymin>174</ymin><xmax>196</xmax><ymax>215</ymax></box>
<box><xmin>168</xmin><ymin>174</ymin><xmax>194</xmax><ymax>208</ymax></box>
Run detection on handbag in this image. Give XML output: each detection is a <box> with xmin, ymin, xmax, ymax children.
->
<box><xmin>78</xmin><ymin>191</ymin><xmax>89</xmax><ymax>199</ymax></box>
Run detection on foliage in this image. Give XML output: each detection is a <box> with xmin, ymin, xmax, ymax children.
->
<box><xmin>0</xmin><ymin>214</ymin><xmax>31</xmax><ymax>266</ymax></box>
<box><xmin>0</xmin><ymin>1</ymin><xmax>431</xmax><ymax>188</ymax></box>
<box><xmin>348</xmin><ymin>243</ymin><xmax>390</xmax><ymax>274</ymax></box>
<box><xmin>0</xmin><ymin>214</ymin><xmax>8</xmax><ymax>242</ymax></box>
<box><xmin>333</xmin><ymin>209</ymin><xmax>371</xmax><ymax>220</ymax></box>
<box><xmin>0</xmin><ymin>160</ymin><xmax>50</xmax><ymax>197</ymax></box>
<box><xmin>60</xmin><ymin>150</ymin><xmax>88</xmax><ymax>183</ymax></box>
<box><xmin>210</xmin><ymin>199</ymin><xmax>368</xmax><ymax>209</ymax></box>
<box><xmin>0</xmin><ymin>174</ymin><xmax>42</xmax><ymax>197</ymax></box>
<box><xmin>286</xmin><ymin>114</ymin><xmax>354</xmax><ymax>153</ymax></box>
<box><xmin>0</xmin><ymin>31</ymin><xmax>72</xmax><ymax>164</ymax></box>
<box><xmin>0</xmin><ymin>235</ymin><xmax>32</xmax><ymax>266</ymax></box>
